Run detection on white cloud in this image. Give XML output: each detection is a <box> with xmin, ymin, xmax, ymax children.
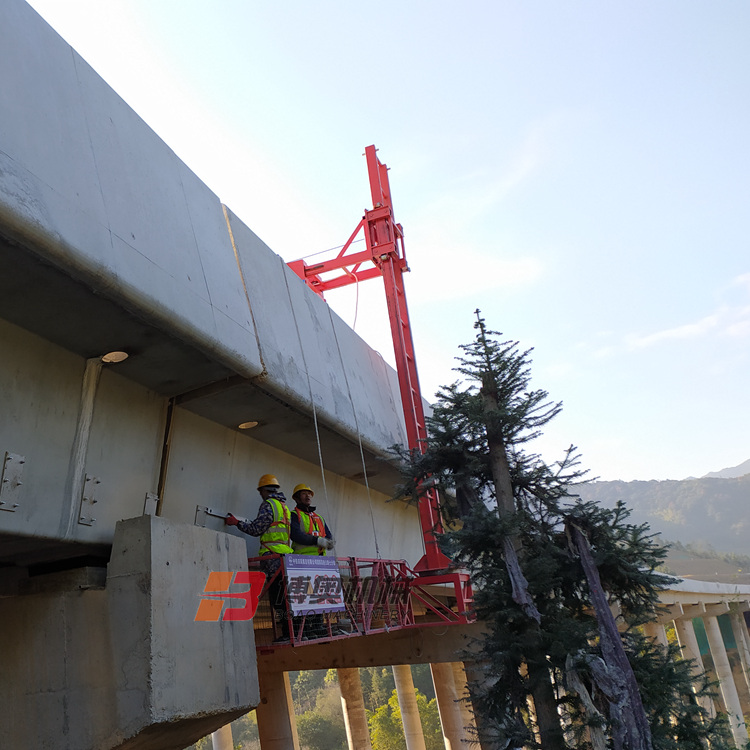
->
<box><xmin>626</xmin><ymin>310</ymin><xmax>723</xmax><ymax>349</ymax></box>
<box><xmin>409</xmin><ymin>245</ymin><xmax>544</xmax><ymax>305</ymax></box>
<box><xmin>415</xmin><ymin>111</ymin><xmax>576</xmax><ymax>233</ymax></box>
<box><xmin>592</xmin><ymin>345</ymin><xmax>618</xmax><ymax>359</ymax></box>
<box><xmin>725</xmin><ymin>318</ymin><xmax>750</xmax><ymax>338</ymax></box>
<box><xmin>625</xmin><ymin>298</ymin><xmax>750</xmax><ymax>350</ymax></box>
<box><xmin>731</xmin><ymin>272</ymin><xmax>750</xmax><ymax>291</ymax></box>
<box><xmin>480</xmin><ymin>124</ymin><xmax>550</xmax><ymax>207</ymax></box>
<box><xmin>574</xmin><ymin>286</ymin><xmax>750</xmax><ymax>361</ymax></box>
<box><xmin>540</xmin><ymin>361</ymin><xmax>577</xmax><ymax>379</ymax></box>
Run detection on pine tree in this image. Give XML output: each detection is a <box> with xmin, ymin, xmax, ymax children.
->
<box><xmin>395</xmin><ymin>313</ymin><xmax>734</xmax><ymax>750</ymax></box>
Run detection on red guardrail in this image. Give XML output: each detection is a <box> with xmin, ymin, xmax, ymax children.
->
<box><xmin>249</xmin><ymin>554</ymin><xmax>474</xmax><ymax>649</ymax></box>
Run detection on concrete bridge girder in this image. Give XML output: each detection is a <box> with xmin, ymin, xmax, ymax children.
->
<box><xmin>0</xmin><ymin>0</ymin><xmax>410</xmax><ymax>540</ymax></box>
<box><xmin>0</xmin><ymin>2</ymin><xmax>426</xmax><ymax>748</ymax></box>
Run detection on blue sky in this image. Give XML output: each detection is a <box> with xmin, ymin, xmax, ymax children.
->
<box><xmin>27</xmin><ymin>0</ymin><xmax>750</xmax><ymax>481</ymax></box>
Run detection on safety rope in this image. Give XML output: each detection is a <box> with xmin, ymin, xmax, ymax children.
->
<box><xmin>326</xmin><ymin>305</ymin><xmax>382</xmax><ymax>559</ymax></box>
<box><xmin>344</xmin><ymin>266</ymin><xmax>360</xmax><ymax>332</ymax></box>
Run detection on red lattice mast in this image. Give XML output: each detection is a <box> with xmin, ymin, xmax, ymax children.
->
<box><xmin>287</xmin><ymin>145</ymin><xmax>451</xmax><ymax>573</ymax></box>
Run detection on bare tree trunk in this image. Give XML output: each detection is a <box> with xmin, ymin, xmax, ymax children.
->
<box><xmin>481</xmin><ymin>381</ymin><xmax>564</xmax><ymax>749</ymax></box>
<box><xmin>568</xmin><ymin>522</ymin><xmax>653</xmax><ymax>750</ymax></box>
<box><xmin>483</xmin><ymin>386</ymin><xmax>540</xmax><ymax>623</ymax></box>
<box><xmin>527</xmin><ymin>659</ymin><xmax>568</xmax><ymax>750</ymax></box>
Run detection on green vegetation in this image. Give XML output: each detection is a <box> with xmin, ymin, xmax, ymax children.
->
<box><xmin>292</xmin><ymin>666</ymin><xmax>441</xmax><ymax>750</ymax></box>
<box><xmin>185</xmin><ymin>666</ymin><xmax>440</xmax><ymax>750</ymax></box>
<box><xmin>394</xmin><ymin>315</ymin><xmax>735</xmax><ymax>749</ymax></box>
<box><xmin>666</xmin><ymin>540</ymin><xmax>750</xmax><ymax>569</ymax></box>
<box><xmin>294</xmin><ymin>668</ymin><xmax>346</xmax><ymax>750</ymax></box>
<box><xmin>576</xmin><ymin>475</ymin><xmax>750</xmax><ymax>556</ymax></box>
<box><xmin>185</xmin><ymin>710</ymin><xmax>259</xmax><ymax>750</ymax></box>
<box><xmin>368</xmin><ymin>688</ymin><xmax>443</xmax><ymax>750</ymax></box>
<box><xmin>186</xmin><ymin>316</ymin><xmax>747</xmax><ymax>750</ymax></box>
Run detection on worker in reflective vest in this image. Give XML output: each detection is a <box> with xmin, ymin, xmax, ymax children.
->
<box><xmin>225</xmin><ymin>474</ymin><xmax>293</xmax><ymax>554</ymax></box>
<box><xmin>290</xmin><ymin>483</ymin><xmax>335</xmax><ymax>640</ymax></box>
<box><xmin>225</xmin><ymin>474</ymin><xmax>293</xmax><ymax>641</ymax></box>
<box><xmin>290</xmin><ymin>484</ymin><xmax>335</xmax><ymax>555</ymax></box>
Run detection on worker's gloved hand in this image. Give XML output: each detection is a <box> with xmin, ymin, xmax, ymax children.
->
<box><xmin>316</xmin><ymin>537</ymin><xmax>328</xmax><ymax>549</ymax></box>
<box><xmin>225</xmin><ymin>513</ymin><xmax>239</xmax><ymax>526</ymax></box>
<box><xmin>324</xmin><ymin>538</ymin><xmax>335</xmax><ymax>550</ymax></box>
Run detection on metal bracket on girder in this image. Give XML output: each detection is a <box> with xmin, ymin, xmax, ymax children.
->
<box><xmin>78</xmin><ymin>474</ymin><xmax>101</xmax><ymax>526</ymax></box>
<box><xmin>0</xmin><ymin>452</ymin><xmax>25</xmax><ymax>512</ymax></box>
<box><xmin>195</xmin><ymin>505</ymin><xmax>230</xmax><ymax>527</ymax></box>
<box><xmin>143</xmin><ymin>492</ymin><xmax>159</xmax><ymax>516</ymax></box>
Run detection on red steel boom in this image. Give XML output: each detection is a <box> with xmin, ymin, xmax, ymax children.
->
<box><xmin>288</xmin><ymin>145</ymin><xmax>452</xmax><ymax>574</ymax></box>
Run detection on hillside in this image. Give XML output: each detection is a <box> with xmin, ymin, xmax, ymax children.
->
<box><xmin>575</xmin><ymin>474</ymin><xmax>750</xmax><ymax>556</ymax></box>
<box><xmin>702</xmin><ymin>457</ymin><xmax>750</xmax><ymax>479</ymax></box>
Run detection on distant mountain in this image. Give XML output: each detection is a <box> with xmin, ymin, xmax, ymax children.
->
<box><xmin>575</xmin><ymin>474</ymin><xmax>750</xmax><ymax>556</ymax></box>
<box><xmin>702</xmin><ymin>457</ymin><xmax>750</xmax><ymax>479</ymax></box>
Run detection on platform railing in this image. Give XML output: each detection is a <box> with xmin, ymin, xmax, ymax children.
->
<box><xmin>249</xmin><ymin>554</ymin><xmax>475</xmax><ymax>648</ymax></box>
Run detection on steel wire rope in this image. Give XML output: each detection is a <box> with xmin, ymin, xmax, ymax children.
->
<box><xmin>291</xmin><ymin>233</ymin><xmax>371</xmax><ymax>332</ymax></box>
<box><xmin>326</xmin><ymin>305</ymin><xmax>382</xmax><ymax>559</ymax></box>
<box><xmin>295</xmin><ymin>244</ymin><xmax>363</xmax><ymax>331</ymax></box>
<box><xmin>295</xmin><ymin>237</ymin><xmax>365</xmax><ymax>261</ymax></box>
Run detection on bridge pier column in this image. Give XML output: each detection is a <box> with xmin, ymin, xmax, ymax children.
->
<box><xmin>338</xmin><ymin>667</ymin><xmax>372</xmax><ymax>750</ymax></box>
<box><xmin>463</xmin><ymin>660</ymin><xmax>497</xmax><ymax>750</ymax></box>
<box><xmin>211</xmin><ymin>723</ymin><xmax>234</xmax><ymax>750</ymax></box>
<box><xmin>431</xmin><ymin>661</ymin><xmax>466</xmax><ymax>749</ymax></box>
<box><xmin>257</xmin><ymin>671</ymin><xmax>300</xmax><ymax>750</ymax></box>
<box><xmin>729</xmin><ymin>611</ymin><xmax>750</xmax><ymax>710</ymax></box>
<box><xmin>450</xmin><ymin>661</ymin><xmax>477</xmax><ymax>740</ymax></box>
<box><xmin>674</xmin><ymin>617</ymin><xmax>715</xmax><ymax>718</ymax></box>
<box><xmin>703</xmin><ymin>615</ymin><xmax>748</xmax><ymax>748</ymax></box>
<box><xmin>643</xmin><ymin>621</ymin><xmax>668</xmax><ymax>648</ymax></box>
<box><xmin>392</xmin><ymin>664</ymin><xmax>426</xmax><ymax>750</ymax></box>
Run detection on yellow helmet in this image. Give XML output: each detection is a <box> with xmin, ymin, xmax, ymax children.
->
<box><xmin>257</xmin><ymin>474</ymin><xmax>280</xmax><ymax>489</ymax></box>
<box><xmin>292</xmin><ymin>483</ymin><xmax>314</xmax><ymax>498</ymax></box>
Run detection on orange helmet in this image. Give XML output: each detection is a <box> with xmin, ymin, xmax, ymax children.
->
<box><xmin>292</xmin><ymin>483</ymin><xmax>314</xmax><ymax>498</ymax></box>
<box><xmin>257</xmin><ymin>474</ymin><xmax>280</xmax><ymax>489</ymax></box>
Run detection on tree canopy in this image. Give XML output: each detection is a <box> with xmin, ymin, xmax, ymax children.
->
<box><xmin>395</xmin><ymin>314</ymin><xmax>735</xmax><ymax>750</ymax></box>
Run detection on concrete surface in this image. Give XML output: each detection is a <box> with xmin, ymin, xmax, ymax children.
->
<box><xmin>0</xmin><ymin>514</ymin><xmax>257</xmax><ymax>750</ymax></box>
<box><xmin>0</xmin><ymin>4</ymin><xmax>431</xmax><ymax>748</ymax></box>
<box><xmin>0</xmin><ymin>0</ymin><xmax>425</xmax><ymax>565</ymax></box>
<box><xmin>0</xmin><ymin>0</ymin><xmax>409</xmax><ymax>474</ymax></box>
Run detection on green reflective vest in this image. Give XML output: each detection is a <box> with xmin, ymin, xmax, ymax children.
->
<box><xmin>260</xmin><ymin>497</ymin><xmax>293</xmax><ymax>555</ymax></box>
<box><xmin>292</xmin><ymin>509</ymin><xmax>327</xmax><ymax>556</ymax></box>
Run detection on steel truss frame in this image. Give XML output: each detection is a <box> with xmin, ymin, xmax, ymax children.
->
<box><xmin>251</xmin><ymin>554</ymin><xmax>474</xmax><ymax>649</ymax></box>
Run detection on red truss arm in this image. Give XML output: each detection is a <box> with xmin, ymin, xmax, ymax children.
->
<box><xmin>287</xmin><ymin>145</ymin><xmax>452</xmax><ymax>573</ymax></box>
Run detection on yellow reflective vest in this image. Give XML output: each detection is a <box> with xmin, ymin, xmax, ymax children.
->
<box><xmin>292</xmin><ymin>509</ymin><xmax>327</xmax><ymax>556</ymax></box>
<box><xmin>260</xmin><ymin>497</ymin><xmax>293</xmax><ymax>555</ymax></box>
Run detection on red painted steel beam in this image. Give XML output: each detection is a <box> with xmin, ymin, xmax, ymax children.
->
<box><xmin>287</xmin><ymin>146</ymin><xmax>453</xmax><ymax>574</ymax></box>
